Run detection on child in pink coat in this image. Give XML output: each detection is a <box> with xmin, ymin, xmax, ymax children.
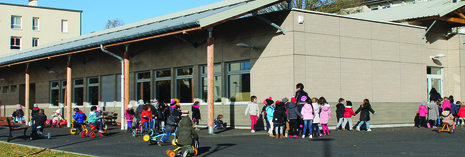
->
<box><xmin>417</xmin><ymin>101</ymin><xmax>428</xmax><ymax>128</ymax></box>
<box><xmin>319</xmin><ymin>97</ymin><xmax>331</xmax><ymax>136</ymax></box>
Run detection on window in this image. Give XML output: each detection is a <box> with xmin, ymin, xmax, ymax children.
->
<box><xmin>74</xmin><ymin>79</ymin><xmax>84</xmax><ymax>106</ymax></box>
<box><xmin>227</xmin><ymin>61</ymin><xmax>250</xmax><ymax>102</ymax></box>
<box><xmin>176</xmin><ymin>67</ymin><xmax>193</xmax><ymax>103</ymax></box>
<box><xmin>136</xmin><ymin>72</ymin><xmax>151</xmax><ymax>104</ymax></box>
<box><xmin>381</xmin><ymin>4</ymin><xmax>390</xmax><ymax>9</ymax></box>
<box><xmin>201</xmin><ymin>64</ymin><xmax>222</xmax><ymax>102</ymax></box>
<box><xmin>88</xmin><ymin>77</ymin><xmax>99</xmax><ymax>105</ymax></box>
<box><xmin>154</xmin><ymin>70</ymin><xmax>171</xmax><ymax>104</ymax></box>
<box><xmin>61</xmin><ymin>20</ymin><xmax>68</xmax><ymax>33</ymax></box>
<box><xmin>2</xmin><ymin>86</ymin><xmax>9</xmax><ymax>94</ymax></box>
<box><xmin>11</xmin><ymin>16</ymin><xmax>21</xmax><ymax>29</ymax></box>
<box><xmin>60</xmin><ymin>80</ymin><xmax>67</xmax><ymax>105</ymax></box>
<box><xmin>32</xmin><ymin>38</ymin><xmax>39</xmax><ymax>47</ymax></box>
<box><xmin>10</xmin><ymin>37</ymin><xmax>21</xmax><ymax>50</ymax></box>
<box><xmin>32</xmin><ymin>17</ymin><xmax>39</xmax><ymax>30</ymax></box>
<box><xmin>10</xmin><ymin>85</ymin><xmax>17</xmax><ymax>93</ymax></box>
<box><xmin>51</xmin><ymin>81</ymin><xmax>59</xmax><ymax>106</ymax></box>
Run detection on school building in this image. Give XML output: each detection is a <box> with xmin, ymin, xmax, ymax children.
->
<box><xmin>0</xmin><ymin>0</ymin><xmax>464</xmax><ymax>129</ymax></box>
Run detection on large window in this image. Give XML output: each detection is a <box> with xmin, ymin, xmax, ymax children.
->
<box><xmin>61</xmin><ymin>20</ymin><xmax>68</xmax><ymax>33</ymax></box>
<box><xmin>32</xmin><ymin>17</ymin><xmax>39</xmax><ymax>30</ymax></box>
<box><xmin>2</xmin><ymin>86</ymin><xmax>9</xmax><ymax>94</ymax></box>
<box><xmin>50</xmin><ymin>81</ymin><xmax>59</xmax><ymax>106</ymax></box>
<box><xmin>176</xmin><ymin>67</ymin><xmax>193</xmax><ymax>103</ymax></box>
<box><xmin>88</xmin><ymin>77</ymin><xmax>99</xmax><ymax>105</ymax></box>
<box><xmin>154</xmin><ymin>70</ymin><xmax>171</xmax><ymax>104</ymax></box>
<box><xmin>10</xmin><ymin>85</ymin><xmax>17</xmax><ymax>93</ymax></box>
<box><xmin>201</xmin><ymin>64</ymin><xmax>222</xmax><ymax>102</ymax></box>
<box><xmin>60</xmin><ymin>80</ymin><xmax>67</xmax><ymax>106</ymax></box>
<box><xmin>11</xmin><ymin>16</ymin><xmax>21</xmax><ymax>29</ymax></box>
<box><xmin>32</xmin><ymin>38</ymin><xmax>39</xmax><ymax>47</ymax></box>
<box><xmin>136</xmin><ymin>72</ymin><xmax>151</xmax><ymax>104</ymax></box>
<box><xmin>10</xmin><ymin>37</ymin><xmax>21</xmax><ymax>50</ymax></box>
<box><xmin>227</xmin><ymin>61</ymin><xmax>250</xmax><ymax>102</ymax></box>
<box><xmin>74</xmin><ymin>79</ymin><xmax>84</xmax><ymax>106</ymax></box>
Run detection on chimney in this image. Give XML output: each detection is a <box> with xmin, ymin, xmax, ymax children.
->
<box><xmin>28</xmin><ymin>0</ymin><xmax>37</xmax><ymax>6</ymax></box>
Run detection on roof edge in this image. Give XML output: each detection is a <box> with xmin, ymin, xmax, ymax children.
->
<box><xmin>291</xmin><ymin>8</ymin><xmax>426</xmax><ymax>29</ymax></box>
<box><xmin>0</xmin><ymin>2</ymin><xmax>82</xmax><ymax>12</ymax></box>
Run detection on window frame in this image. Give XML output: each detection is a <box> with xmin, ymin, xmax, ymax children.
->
<box><xmin>10</xmin><ymin>37</ymin><xmax>21</xmax><ymax>50</ymax></box>
<box><xmin>32</xmin><ymin>38</ymin><xmax>39</xmax><ymax>47</ymax></box>
<box><xmin>2</xmin><ymin>86</ymin><xmax>9</xmax><ymax>94</ymax></box>
<box><xmin>73</xmin><ymin>78</ymin><xmax>84</xmax><ymax>106</ymax></box>
<box><xmin>175</xmin><ymin>67</ymin><xmax>194</xmax><ymax>103</ymax></box>
<box><xmin>61</xmin><ymin>20</ymin><xmax>68</xmax><ymax>33</ymax></box>
<box><xmin>153</xmin><ymin>69</ymin><xmax>172</xmax><ymax>104</ymax></box>
<box><xmin>226</xmin><ymin>61</ymin><xmax>251</xmax><ymax>102</ymax></box>
<box><xmin>11</xmin><ymin>16</ymin><xmax>21</xmax><ymax>29</ymax></box>
<box><xmin>136</xmin><ymin>71</ymin><xmax>151</xmax><ymax>103</ymax></box>
<box><xmin>10</xmin><ymin>85</ymin><xmax>17</xmax><ymax>93</ymax></box>
<box><xmin>87</xmin><ymin>77</ymin><xmax>99</xmax><ymax>105</ymax></box>
<box><xmin>200</xmin><ymin>64</ymin><xmax>222</xmax><ymax>103</ymax></box>
<box><xmin>50</xmin><ymin>81</ymin><xmax>60</xmax><ymax>107</ymax></box>
<box><xmin>32</xmin><ymin>17</ymin><xmax>39</xmax><ymax>31</ymax></box>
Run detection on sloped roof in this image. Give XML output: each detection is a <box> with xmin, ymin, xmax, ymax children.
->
<box><xmin>349</xmin><ymin>0</ymin><xmax>465</xmax><ymax>22</ymax></box>
<box><xmin>0</xmin><ymin>0</ymin><xmax>283</xmax><ymax>67</ymax></box>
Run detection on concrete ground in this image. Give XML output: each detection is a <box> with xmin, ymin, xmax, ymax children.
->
<box><xmin>0</xmin><ymin>124</ymin><xmax>464</xmax><ymax>157</ymax></box>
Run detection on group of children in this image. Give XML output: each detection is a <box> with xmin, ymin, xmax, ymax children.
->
<box><xmin>417</xmin><ymin>88</ymin><xmax>465</xmax><ymax>130</ymax></box>
<box><xmin>245</xmin><ymin>83</ymin><xmax>377</xmax><ymax>139</ymax></box>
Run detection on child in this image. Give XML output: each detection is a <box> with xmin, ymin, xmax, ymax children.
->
<box><xmin>335</xmin><ymin>98</ymin><xmax>345</xmax><ymax>131</ymax></box>
<box><xmin>265</xmin><ymin>99</ymin><xmax>275</xmax><ymax>137</ymax></box>
<box><xmin>176</xmin><ymin>116</ymin><xmax>199</xmax><ymax>157</ymax></box>
<box><xmin>311</xmin><ymin>97</ymin><xmax>321</xmax><ymax>137</ymax></box>
<box><xmin>140</xmin><ymin>104</ymin><xmax>153</xmax><ymax>132</ymax></box>
<box><xmin>442</xmin><ymin>97</ymin><xmax>451</xmax><ymax>110</ymax></box>
<box><xmin>273</xmin><ymin>102</ymin><xmax>286</xmax><ymax>138</ymax></box>
<box><xmin>14</xmin><ymin>106</ymin><xmax>24</xmax><ymax>123</ymax></box>
<box><xmin>72</xmin><ymin>108</ymin><xmax>86</xmax><ymax>133</ymax></box>
<box><xmin>158</xmin><ymin>110</ymin><xmax>181</xmax><ymax>147</ymax></box>
<box><xmin>287</xmin><ymin>96</ymin><xmax>302</xmax><ymax>138</ymax></box>
<box><xmin>125</xmin><ymin>104</ymin><xmax>135</xmax><ymax>132</ymax></box>
<box><xmin>245</xmin><ymin>95</ymin><xmax>259</xmax><ymax>133</ymax></box>
<box><xmin>342</xmin><ymin>101</ymin><xmax>356</xmax><ymax>131</ymax></box>
<box><xmin>285</xmin><ymin>97</ymin><xmax>295</xmax><ymax>138</ymax></box>
<box><xmin>135</xmin><ymin>100</ymin><xmax>145</xmax><ymax>127</ymax></box>
<box><xmin>214</xmin><ymin>114</ymin><xmax>227</xmax><ymax>129</ymax></box>
<box><xmin>301</xmin><ymin>97</ymin><xmax>314</xmax><ymax>138</ymax></box>
<box><xmin>457</xmin><ymin>103</ymin><xmax>465</xmax><ymax>126</ymax></box>
<box><xmin>441</xmin><ymin>108</ymin><xmax>455</xmax><ymax>129</ymax></box>
<box><xmin>319</xmin><ymin>97</ymin><xmax>331</xmax><ymax>136</ymax></box>
<box><xmin>51</xmin><ymin>109</ymin><xmax>62</xmax><ymax>126</ymax></box>
<box><xmin>355</xmin><ymin>99</ymin><xmax>376</xmax><ymax>132</ymax></box>
<box><xmin>30</xmin><ymin>109</ymin><xmax>47</xmax><ymax>138</ymax></box>
<box><xmin>191</xmin><ymin>101</ymin><xmax>201</xmax><ymax>131</ymax></box>
<box><xmin>417</xmin><ymin>101</ymin><xmax>428</xmax><ymax>128</ymax></box>
<box><xmin>261</xmin><ymin>97</ymin><xmax>272</xmax><ymax>135</ymax></box>
<box><xmin>88</xmin><ymin>106</ymin><xmax>104</xmax><ymax>133</ymax></box>
<box><xmin>31</xmin><ymin>104</ymin><xmax>40</xmax><ymax>119</ymax></box>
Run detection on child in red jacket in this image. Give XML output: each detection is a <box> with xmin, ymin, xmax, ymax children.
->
<box><xmin>342</xmin><ymin>101</ymin><xmax>356</xmax><ymax>131</ymax></box>
<box><xmin>140</xmin><ymin>104</ymin><xmax>153</xmax><ymax>132</ymax></box>
<box><xmin>457</xmin><ymin>104</ymin><xmax>465</xmax><ymax>126</ymax></box>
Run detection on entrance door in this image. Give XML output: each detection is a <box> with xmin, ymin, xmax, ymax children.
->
<box><xmin>427</xmin><ymin>67</ymin><xmax>442</xmax><ymax>100</ymax></box>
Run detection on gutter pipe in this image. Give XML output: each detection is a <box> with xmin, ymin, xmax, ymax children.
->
<box><xmin>100</xmin><ymin>44</ymin><xmax>125</xmax><ymax>130</ymax></box>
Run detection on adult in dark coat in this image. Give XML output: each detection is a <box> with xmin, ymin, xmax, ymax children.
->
<box><xmin>355</xmin><ymin>99</ymin><xmax>376</xmax><ymax>131</ymax></box>
<box><xmin>429</xmin><ymin>87</ymin><xmax>441</xmax><ymax>102</ymax></box>
<box><xmin>135</xmin><ymin>103</ymin><xmax>144</xmax><ymax>127</ymax></box>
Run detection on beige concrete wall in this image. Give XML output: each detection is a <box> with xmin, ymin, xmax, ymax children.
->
<box><xmin>0</xmin><ymin>3</ymin><xmax>81</xmax><ymax>55</ymax></box>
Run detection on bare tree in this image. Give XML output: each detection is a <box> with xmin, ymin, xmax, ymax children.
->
<box><xmin>259</xmin><ymin>0</ymin><xmax>362</xmax><ymax>14</ymax></box>
<box><xmin>105</xmin><ymin>18</ymin><xmax>125</xmax><ymax>29</ymax></box>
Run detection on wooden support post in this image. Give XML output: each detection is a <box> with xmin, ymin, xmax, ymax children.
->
<box><xmin>25</xmin><ymin>64</ymin><xmax>30</xmax><ymax>123</ymax></box>
<box><xmin>66</xmin><ymin>60</ymin><xmax>72</xmax><ymax>127</ymax></box>
<box><xmin>124</xmin><ymin>51</ymin><xmax>130</xmax><ymax>117</ymax></box>
<box><xmin>207</xmin><ymin>28</ymin><xmax>214</xmax><ymax>134</ymax></box>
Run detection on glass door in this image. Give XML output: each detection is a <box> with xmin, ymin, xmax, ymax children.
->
<box><xmin>427</xmin><ymin>67</ymin><xmax>443</xmax><ymax>100</ymax></box>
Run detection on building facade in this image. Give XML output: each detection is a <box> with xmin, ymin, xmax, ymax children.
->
<box><xmin>0</xmin><ymin>1</ymin><xmax>82</xmax><ymax>56</ymax></box>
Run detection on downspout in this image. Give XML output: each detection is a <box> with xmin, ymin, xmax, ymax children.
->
<box><xmin>80</xmin><ymin>11</ymin><xmax>83</xmax><ymax>35</ymax></box>
<box><xmin>100</xmin><ymin>44</ymin><xmax>125</xmax><ymax>130</ymax></box>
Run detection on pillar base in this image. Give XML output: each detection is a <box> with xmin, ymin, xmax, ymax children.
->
<box><xmin>208</xmin><ymin>126</ymin><xmax>214</xmax><ymax>134</ymax></box>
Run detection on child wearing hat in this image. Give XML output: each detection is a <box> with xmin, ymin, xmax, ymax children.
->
<box><xmin>14</xmin><ymin>106</ymin><xmax>25</xmax><ymax>123</ymax></box>
<box><xmin>125</xmin><ymin>104</ymin><xmax>135</xmax><ymax>132</ymax></box>
<box><xmin>31</xmin><ymin>104</ymin><xmax>40</xmax><ymax>119</ymax></box>
<box><xmin>51</xmin><ymin>109</ymin><xmax>62</xmax><ymax>126</ymax></box>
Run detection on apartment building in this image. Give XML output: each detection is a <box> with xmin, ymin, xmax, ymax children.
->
<box><xmin>0</xmin><ymin>0</ymin><xmax>82</xmax><ymax>55</ymax></box>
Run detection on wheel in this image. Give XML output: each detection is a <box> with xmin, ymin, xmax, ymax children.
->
<box><xmin>83</xmin><ymin>129</ymin><xmax>88</xmax><ymax>134</ymax></box>
<box><xmin>143</xmin><ymin>134</ymin><xmax>150</xmax><ymax>142</ymax></box>
<box><xmin>150</xmin><ymin>140</ymin><xmax>157</xmax><ymax>145</ymax></box>
<box><xmin>104</xmin><ymin>130</ymin><xmax>107</xmax><ymax>134</ymax></box>
<box><xmin>80</xmin><ymin>131</ymin><xmax>86</xmax><ymax>138</ymax></box>
<box><xmin>70</xmin><ymin>128</ymin><xmax>76</xmax><ymax>135</ymax></box>
<box><xmin>193</xmin><ymin>147</ymin><xmax>198</xmax><ymax>156</ymax></box>
<box><xmin>99</xmin><ymin>132</ymin><xmax>105</xmax><ymax>136</ymax></box>
<box><xmin>90</xmin><ymin>132</ymin><xmax>96</xmax><ymax>138</ymax></box>
<box><xmin>104</xmin><ymin>125</ymin><xmax>108</xmax><ymax>130</ymax></box>
<box><xmin>166</xmin><ymin>150</ymin><xmax>172</xmax><ymax>156</ymax></box>
<box><xmin>168</xmin><ymin>150</ymin><xmax>176</xmax><ymax>157</ymax></box>
<box><xmin>439</xmin><ymin>129</ymin><xmax>442</xmax><ymax>133</ymax></box>
<box><xmin>132</xmin><ymin>131</ymin><xmax>137</xmax><ymax>137</ymax></box>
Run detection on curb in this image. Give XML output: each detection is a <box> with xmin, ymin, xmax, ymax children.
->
<box><xmin>0</xmin><ymin>141</ymin><xmax>96</xmax><ymax>157</ymax></box>
<box><xmin>199</xmin><ymin>123</ymin><xmax>415</xmax><ymax>130</ymax></box>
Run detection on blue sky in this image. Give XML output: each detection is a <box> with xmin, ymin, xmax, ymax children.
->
<box><xmin>2</xmin><ymin>0</ymin><xmax>223</xmax><ymax>34</ymax></box>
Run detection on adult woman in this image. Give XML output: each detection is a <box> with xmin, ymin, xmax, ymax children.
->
<box><xmin>427</xmin><ymin>96</ymin><xmax>439</xmax><ymax>128</ymax></box>
<box><xmin>355</xmin><ymin>99</ymin><xmax>376</xmax><ymax>132</ymax></box>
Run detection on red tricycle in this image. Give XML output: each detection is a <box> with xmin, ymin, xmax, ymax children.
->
<box><xmin>81</xmin><ymin>119</ymin><xmax>107</xmax><ymax>138</ymax></box>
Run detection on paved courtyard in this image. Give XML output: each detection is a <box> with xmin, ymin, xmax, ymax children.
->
<box><xmin>0</xmin><ymin>124</ymin><xmax>464</xmax><ymax>157</ymax></box>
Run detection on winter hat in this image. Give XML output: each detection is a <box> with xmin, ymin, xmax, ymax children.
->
<box><xmin>421</xmin><ymin>101</ymin><xmax>426</xmax><ymax>106</ymax></box>
<box><xmin>34</xmin><ymin>103</ymin><xmax>38</xmax><ymax>108</ymax></box>
<box><xmin>276</xmin><ymin>100</ymin><xmax>281</xmax><ymax>104</ymax></box>
<box><xmin>138</xmin><ymin>99</ymin><xmax>144</xmax><ymax>105</ymax></box>
<box><xmin>128</xmin><ymin>104</ymin><xmax>133</xmax><ymax>109</ymax></box>
<box><xmin>346</xmin><ymin>101</ymin><xmax>352</xmax><ymax>107</ymax></box>
<box><xmin>171</xmin><ymin>100</ymin><xmax>176</xmax><ymax>105</ymax></box>
<box><xmin>263</xmin><ymin>97</ymin><xmax>272</xmax><ymax>105</ymax></box>
<box><xmin>55</xmin><ymin>109</ymin><xmax>60</xmax><ymax>113</ymax></box>
<box><xmin>18</xmin><ymin>106</ymin><xmax>22</xmax><ymax>109</ymax></box>
<box><xmin>152</xmin><ymin>99</ymin><xmax>158</xmax><ymax>104</ymax></box>
<box><xmin>291</xmin><ymin>97</ymin><xmax>297</xmax><ymax>103</ymax></box>
<box><xmin>265</xmin><ymin>99</ymin><xmax>274</xmax><ymax>106</ymax></box>
<box><xmin>300</xmin><ymin>96</ymin><xmax>307</xmax><ymax>103</ymax></box>
<box><xmin>282</xmin><ymin>97</ymin><xmax>289</xmax><ymax>103</ymax></box>
<box><xmin>96</xmin><ymin>106</ymin><xmax>101</xmax><ymax>112</ymax></box>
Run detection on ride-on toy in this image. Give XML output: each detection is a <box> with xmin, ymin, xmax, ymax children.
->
<box><xmin>81</xmin><ymin>119</ymin><xmax>107</xmax><ymax>138</ymax></box>
<box><xmin>146</xmin><ymin>127</ymin><xmax>177</xmax><ymax>145</ymax></box>
<box><xmin>133</xmin><ymin>118</ymin><xmax>154</xmax><ymax>137</ymax></box>
<box><xmin>439</xmin><ymin>123</ymin><xmax>455</xmax><ymax>133</ymax></box>
<box><xmin>70</xmin><ymin>120</ymin><xmax>88</xmax><ymax>135</ymax></box>
<box><xmin>165</xmin><ymin>139</ymin><xmax>198</xmax><ymax>157</ymax></box>
<box><xmin>29</xmin><ymin>126</ymin><xmax>50</xmax><ymax>140</ymax></box>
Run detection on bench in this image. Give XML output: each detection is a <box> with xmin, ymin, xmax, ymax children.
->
<box><xmin>102</xmin><ymin>111</ymin><xmax>118</xmax><ymax>125</ymax></box>
<box><xmin>0</xmin><ymin>117</ymin><xmax>29</xmax><ymax>142</ymax></box>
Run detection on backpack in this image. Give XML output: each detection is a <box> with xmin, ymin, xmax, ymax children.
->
<box><xmin>12</xmin><ymin>111</ymin><xmax>17</xmax><ymax>117</ymax></box>
<box><xmin>17</xmin><ymin>110</ymin><xmax>24</xmax><ymax>117</ymax></box>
